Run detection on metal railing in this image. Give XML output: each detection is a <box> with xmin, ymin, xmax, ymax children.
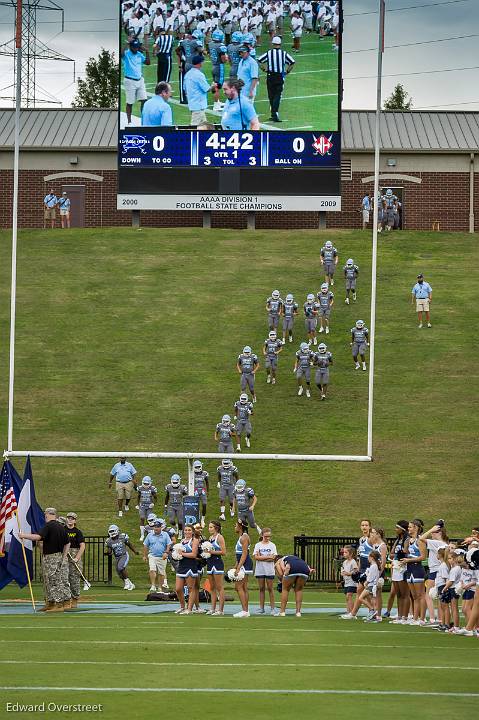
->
<box><xmin>33</xmin><ymin>535</ymin><xmax>112</xmax><ymax>584</ymax></box>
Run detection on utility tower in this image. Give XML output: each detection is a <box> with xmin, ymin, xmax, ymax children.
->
<box><xmin>0</xmin><ymin>0</ymin><xmax>74</xmax><ymax>106</ymax></box>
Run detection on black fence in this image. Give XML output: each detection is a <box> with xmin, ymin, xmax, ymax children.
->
<box><xmin>294</xmin><ymin>535</ymin><xmax>396</xmax><ymax>586</ymax></box>
<box><xmin>33</xmin><ymin>536</ymin><xmax>113</xmax><ymax>584</ymax></box>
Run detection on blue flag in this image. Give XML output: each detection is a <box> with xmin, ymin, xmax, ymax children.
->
<box><xmin>0</xmin><ymin>461</ymin><xmax>24</xmax><ymax>590</ymax></box>
<box><xmin>6</xmin><ymin>457</ymin><xmax>44</xmax><ymax>588</ymax></box>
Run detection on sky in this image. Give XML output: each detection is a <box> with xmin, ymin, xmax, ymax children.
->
<box><xmin>0</xmin><ymin>0</ymin><xmax>477</xmax><ymax>110</ymax></box>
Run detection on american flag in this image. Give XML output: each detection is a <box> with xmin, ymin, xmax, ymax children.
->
<box><xmin>0</xmin><ymin>464</ymin><xmax>18</xmax><ymax>557</ymax></box>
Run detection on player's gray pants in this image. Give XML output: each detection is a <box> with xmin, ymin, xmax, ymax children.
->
<box><xmin>236</xmin><ymin>419</ymin><xmax>252</xmax><ymax>436</ymax></box>
<box><xmin>315</xmin><ymin>369</ymin><xmax>330</xmax><ymax>386</ymax></box>
<box><xmin>219</xmin><ymin>486</ymin><xmax>234</xmax><ymax>503</ymax></box>
<box><xmin>115</xmin><ymin>552</ymin><xmax>129</xmax><ymax>577</ymax></box>
<box><xmin>305</xmin><ymin>317</ymin><xmax>317</xmax><ymax>333</ymax></box>
<box><xmin>283</xmin><ymin>317</ymin><xmax>294</xmax><ymax>331</ymax></box>
<box><xmin>167</xmin><ymin>506</ymin><xmax>184</xmax><ymax>525</ymax></box>
<box><xmin>346</xmin><ymin>278</ymin><xmax>356</xmax><ymax>290</ymax></box>
<box><xmin>265</xmin><ymin>356</ymin><xmax>278</xmax><ymax>370</ymax></box>
<box><xmin>139</xmin><ymin>505</ymin><xmax>153</xmax><ymax>520</ymax></box>
<box><xmin>238</xmin><ymin>509</ymin><xmax>257</xmax><ymax>528</ymax></box>
<box><xmin>240</xmin><ymin>373</ymin><xmax>255</xmax><ymax>393</ymax></box>
<box><xmin>324</xmin><ymin>262</ymin><xmax>336</xmax><ymax>276</ymax></box>
<box><xmin>352</xmin><ymin>342</ymin><xmax>367</xmax><ymax>357</ymax></box>
<box><xmin>218</xmin><ymin>441</ymin><xmax>234</xmax><ymax>453</ymax></box>
<box><xmin>268</xmin><ymin>314</ymin><xmax>280</xmax><ymax>329</ymax></box>
<box><xmin>296</xmin><ymin>367</ymin><xmax>311</xmax><ymax>383</ymax></box>
<box><xmin>318</xmin><ymin>307</ymin><xmax>331</xmax><ymax>318</ymax></box>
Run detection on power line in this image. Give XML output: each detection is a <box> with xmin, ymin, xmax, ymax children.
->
<box><xmin>346</xmin><ymin>0</ymin><xmax>472</xmax><ymax>17</ymax></box>
<box><xmin>345</xmin><ymin>33</ymin><xmax>479</xmax><ymax>54</ymax></box>
<box><xmin>345</xmin><ymin>65</ymin><xmax>479</xmax><ymax>80</ymax></box>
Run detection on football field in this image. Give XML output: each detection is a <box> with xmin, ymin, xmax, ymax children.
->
<box><xmin>120</xmin><ymin>26</ymin><xmax>340</xmax><ymax>130</ymax></box>
<box><xmin>1</xmin><ymin>588</ymin><xmax>478</xmax><ymax>720</ymax></box>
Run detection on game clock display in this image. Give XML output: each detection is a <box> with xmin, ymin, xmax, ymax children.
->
<box><xmin>119</xmin><ymin>129</ymin><xmax>340</xmax><ymax>169</ymax></box>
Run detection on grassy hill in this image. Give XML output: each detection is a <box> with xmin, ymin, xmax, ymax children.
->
<box><xmin>0</xmin><ymin>228</ymin><xmax>477</xmax><ymax>577</ymax></box>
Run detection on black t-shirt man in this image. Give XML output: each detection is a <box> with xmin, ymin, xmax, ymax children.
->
<box><xmin>38</xmin><ymin>520</ymin><xmax>69</xmax><ymax>555</ymax></box>
<box><xmin>66</xmin><ymin>526</ymin><xmax>85</xmax><ymax>549</ymax></box>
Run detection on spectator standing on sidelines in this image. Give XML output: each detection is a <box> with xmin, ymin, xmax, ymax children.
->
<box><xmin>65</xmin><ymin>512</ymin><xmax>85</xmax><ymax>609</ymax></box>
<box><xmin>141</xmin><ymin>82</ymin><xmax>173</xmax><ymax>126</ymax></box>
<box><xmin>361</xmin><ymin>192</ymin><xmax>371</xmax><ymax>229</ymax></box>
<box><xmin>291</xmin><ymin>10</ymin><xmax>304</xmax><ymax>52</ymax></box>
<box><xmin>253</xmin><ymin>528</ymin><xmax>278</xmax><ymax>615</ymax></box>
<box><xmin>19</xmin><ymin>507</ymin><xmax>71</xmax><ymax>613</ymax></box>
<box><xmin>58</xmin><ymin>191</ymin><xmax>71</xmax><ymax>229</ymax></box>
<box><xmin>184</xmin><ymin>55</ymin><xmax>217</xmax><ymax>126</ymax></box>
<box><xmin>258</xmin><ymin>37</ymin><xmax>295</xmax><ymax>123</ymax></box>
<box><xmin>154</xmin><ymin>28</ymin><xmax>174</xmax><ymax>82</ymax></box>
<box><xmin>43</xmin><ymin>189</ymin><xmax>58</xmax><ymax>229</ymax></box>
<box><xmin>143</xmin><ymin>519</ymin><xmax>172</xmax><ymax>592</ymax></box>
<box><xmin>109</xmin><ymin>457</ymin><xmax>138</xmax><ymax>518</ymax></box>
<box><xmin>411</xmin><ymin>273</ymin><xmax>432</xmax><ymax>329</ymax></box>
<box><xmin>121</xmin><ymin>37</ymin><xmax>151</xmax><ymax>126</ymax></box>
<box><xmin>237</xmin><ymin>45</ymin><xmax>259</xmax><ymax>102</ymax></box>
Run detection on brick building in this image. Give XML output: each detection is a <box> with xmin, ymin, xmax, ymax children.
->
<box><xmin>0</xmin><ymin>108</ymin><xmax>477</xmax><ymax>231</ymax></box>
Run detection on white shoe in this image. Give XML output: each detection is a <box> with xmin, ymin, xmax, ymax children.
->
<box><xmin>362</xmin><ymin>362</ymin><xmax>367</xmax><ymax>371</ymax></box>
<box><xmin>313</xmin><ymin>336</ymin><xmax>318</xmax><ymax>344</ymax></box>
<box><xmin>149</xmin><ymin>585</ymin><xmax>157</xmax><ymax>592</ymax></box>
<box><xmin>305</xmin><ymin>389</ymin><xmax>311</xmax><ymax>398</ymax></box>
<box><xmin>318</xmin><ymin>327</ymin><xmax>324</xmax><ymax>334</ymax></box>
<box><xmin>236</xmin><ymin>445</ymin><xmax>241</xmax><ymax>452</ymax></box>
<box><xmin>295</xmin><ymin>612</ymin><xmax>301</xmax><ymax>618</ymax></box>
<box><xmin>124</xmin><ymin>505</ymin><xmax>129</xmax><ymax>512</ymax></box>
<box><xmin>418</xmin><ymin>323</ymin><xmax>423</xmax><ymax>329</ymax></box>
<box><xmin>456</xmin><ymin>628</ymin><xmax>474</xmax><ymax>636</ymax></box>
<box><xmin>321</xmin><ymin>393</ymin><xmax>325</xmax><ymax>400</ymax></box>
<box><xmin>212</xmin><ymin>610</ymin><xmax>224</xmax><ymax>616</ymax></box>
<box><xmin>340</xmin><ymin>613</ymin><xmax>357</xmax><ymax>620</ymax></box>
<box><xmin>174</xmin><ymin>608</ymin><xmax>184</xmax><ymax>614</ymax></box>
<box><xmin>330</xmin><ymin>279</ymin><xmax>334</xmax><ymax>285</ymax></box>
<box><xmin>219</xmin><ymin>513</ymin><xmax>226</xmax><ymax>521</ymax></box>
<box><xmin>139</xmin><ymin>535</ymin><xmax>144</xmax><ymax>542</ymax></box>
<box><xmin>271</xmin><ymin>377</ymin><xmax>276</xmax><ymax>385</ymax></box>
<box><xmin>256</xmin><ymin>607</ymin><xmax>266</xmax><ymax>614</ymax></box>
<box><xmin>278</xmin><ymin>612</ymin><xmax>286</xmax><ymax>617</ymax></box>
<box><xmin>118</xmin><ymin>511</ymin><xmax>123</xmax><ymax>518</ymax></box>
<box><xmin>282</xmin><ymin>339</ymin><xmax>286</xmax><ymax>345</ymax></box>
<box><xmin>353</xmin><ymin>293</ymin><xmax>356</xmax><ymax>301</ymax></box>
<box><xmin>427</xmin><ymin>322</ymin><xmax>432</xmax><ymax>328</ymax></box>
<box><xmin>252</xmin><ymin>395</ymin><xmax>257</xmax><ymax>403</ymax></box>
<box><xmin>179</xmin><ymin>609</ymin><xmax>191</xmax><ymax>615</ymax></box>
<box><xmin>298</xmin><ymin>386</ymin><xmax>303</xmax><ymax>396</ymax></box>
<box><xmin>266</xmin><ymin>375</ymin><xmax>271</xmax><ymax>384</ymax></box>
<box><xmin>289</xmin><ymin>336</ymin><xmax>293</xmax><ymax>343</ymax></box>
<box><xmin>205</xmin><ymin>609</ymin><xmax>213</xmax><ymax>615</ymax></box>
<box><xmin>345</xmin><ymin>298</ymin><xmax>349</xmax><ymax>305</ymax></box>
<box><xmin>271</xmin><ymin>608</ymin><xmax>280</xmax><ymax>616</ymax></box>
<box><xmin>355</xmin><ymin>362</ymin><xmax>360</xmax><ymax>370</ymax></box>
<box><xmin>200</xmin><ymin>518</ymin><xmax>205</xmax><ymax>528</ymax></box>
<box><xmin>256</xmin><ymin>526</ymin><xmax>262</xmax><ymax>534</ymax></box>
<box><xmin>308</xmin><ymin>339</ymin><xmax>312</xmax><ymax>346</ymax></box>
<box><xmin>127</xmin><ymin>582</ymin><xmax>135</xmax><ymax>591</ymax></box>
<box><xmin>325</xmin><ymin>326</ymin><xmax>329</xmax><ymax>334</ymax></box>
<box><xmin>195</xmin><ymin>608</ymin><xmax>207</xmax><ymax>614</ymax></box>
<box><xmin>245</xmin><ymin>437</ymin><xmax>250</xmax><ymax>447</ymax></box>
<box><xmin>233</xmin><ymin>610</ymin><xmax>250</xmax><ymax>618</ymax></box>
<box><xmin>162</xmin><ymin>582</ymin><xmax>169</xmax><ymax>590</ymax></box>
<box><xmin>230</xmin><ymin>509</ymin><xmax>235</xmax><ymax>517</ymax></box>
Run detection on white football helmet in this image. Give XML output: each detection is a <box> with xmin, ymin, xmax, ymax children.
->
<box><xmin>346</xmin><ymin>258</ymin><xmax>354</xmax><ymax>267</ymax></box>
<box><xmin>193</xmin><ymin>460</ymin><xmax>203</xmax><ymax>471</ymax></box>
<box><xmin>141</xmin><ymin>476</ymin><xmax>152</xmax><ymax>487</ymax></box>
<box><xmin>235</xmin><ymin>479</ymin><xmax>246</xmax><ymax>492</ymax></box>
<box><xmin>320</xmin><ymin>283</ymin><xmax>329</xmax><ymax>292</ymax></box>
<box><xmin>300</xmin><ymin>342</ymin><xmax>309</xmax><ymax>352</ymax></box>
<box><xmin>272</xmin><ymin>289</ymin><xmax>280</xmax><ymax>299</ymax></box>
<box><xmin>170</xmin><ymin>474</ymin><xmax>181</xmax><ymax>488</ymax></box>
<box><xmin>222</xmin><ymin>414</ymin><xmax>231</xmax><ymax>425</ymax></box>
<box><xmin>285</xmin><ymin>293</ymin><xmax>294</xmax><ymax>303</ymax></box>
<box><xmin>318</xmin><ymin>343</ymin><xmax>327</xmax><ymax>353</ymax></box>
<box><xmin>306</xmin><ymin>293</ymin><xmax>314</xmax><ymax>302</ymax></box>
<box><xmin>239</xmin><ymin>393</ymin><xmax>248</xmax><ymax>404</ymax></box>
<box><xmin>268</xmin><ymin>330</ymin><xmax>277</xmax><ymax>340</ymax></box>
<box><xmin>356</xmin><ymin>320</ymin><xmax>365</xmax><ymax>329</ymax></box>
<box><xmin>222</xmin><ymin>458</ymin><xmax>232</xmax><ymax>469</ymax></box>
<box><xmin>325</xmin><ymin>240</ymin><xmax>333</xmax><ymax>249</ymax></box>
<box><xmin>108</xmin><ymin>524</ymin><xmax>120</xmax><ymax>538</ymax></box>
<box><xmin>243</xmin><ymin>346</ymin><xmax>252</xmax><ymax>355</ymax></box>
<box><xmin>147</xmin><ymin>513</ymin><xmax>157</xmax><ymax>526</ymax></box>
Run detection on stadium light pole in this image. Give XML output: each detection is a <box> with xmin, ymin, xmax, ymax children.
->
<box><xmin>367</xmin><ymin>0</ymin><xmax>385</xmax><ymax>460</ymax></box>
<box><xmin>7</xmin><ymin>0</ymin><xmax>22</xmax><ymax>453</ymax></box>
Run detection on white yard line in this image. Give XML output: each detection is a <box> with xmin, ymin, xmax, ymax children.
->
<box><xmin>0</xmin><ymin>640</ymin><xmax>476</xmax><ymax>650</ymax></box>
<box><xmin>1</xmin><ymin>661</ymin><xmax>478</xmax><ymax>671</ymax></box>
<box><xmin>2</xmin><ymin>687</ymin><xmax>478</xmax><ymax>698</ymax></box>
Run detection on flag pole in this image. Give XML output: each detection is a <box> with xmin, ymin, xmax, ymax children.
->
<box><xmin>14</xmin><ymin>510</ymin><xmax>36</xmax><ymax>613</ymax></box>
<box><xmin>8</xmin><ymin>0</ymin><xmax>22</xmax><ymax>453</ymax></box>
<box><xmin>367</xmin><ymin>0</ymin><xmax>385</xmax><ymax>459</ymax></box>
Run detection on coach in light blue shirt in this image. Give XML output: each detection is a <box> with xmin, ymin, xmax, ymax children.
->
<box><xmin>411</xmin><ymin>273</ymin><xmax>432</xmax><ymax>329</ymax></box>
<box><xmin>143</xmin><ymin>521</ymin><xmax>172</xmax><ymax>590</ymax></box>
<box><xmin>238</xmin><ymin>46</ymin><xmax>259</xmax><ymax>100</ymax></box>
<box><xmin>184</xmin><ymin>55</ymin><xmax>215</xmax><ymax>126</ymax></box>
<box><xmin>142</xmin><ymin>82</ymin><xmax>173</xmax><ymax>126</ymax></box>
<box><xmin>221</xmin><ymin>78</ymin><xmax>260</xmax><ymax>130</ymax></box>
<box><xmin>109</xmin><ymin>457</ymin><xmax>138</xmax><ymax>517</ymax></box>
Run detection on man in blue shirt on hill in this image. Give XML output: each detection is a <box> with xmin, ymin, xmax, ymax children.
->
<box><xmin>411</xmin><ymin>273</ymin><xmax>432</xmax><ymax>328</ymax></box>
<box><xmin>142</xmin><ymin>81</ymin><xmax>173</xmax><ymax>126</ymax></box>
<box><xmin>109</xmin><ymin>457</ymin><xmax>138</xmax><ymax>517</ymax></box>
<box><xmin>143</xmin><ymin>519</ymin><xmax>172</xmax><ymax>592</ymax></box>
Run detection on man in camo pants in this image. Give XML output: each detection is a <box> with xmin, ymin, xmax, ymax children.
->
<box><xmin>20</xmin><ymin>507</ymin><xmax>71</xmax><ymax>612</ymax></box>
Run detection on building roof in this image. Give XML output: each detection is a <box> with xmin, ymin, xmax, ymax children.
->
<box><xmin>0</xmin><ymin>108</ymin><xmax>478</xmax><ymax>152</ymax></box>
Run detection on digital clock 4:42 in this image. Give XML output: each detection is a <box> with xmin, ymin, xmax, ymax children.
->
<box><xmin>204</xmin><ymin>132</ymin><xmax>254</xmax><ymax>151</ymax></box>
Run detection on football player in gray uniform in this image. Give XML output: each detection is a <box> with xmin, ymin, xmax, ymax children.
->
<box><xmin>316</xmin><ymin>283</ymin><xmax>334</xmax><ymax>335</ymax></box>
<box><xmin>303</xmin><ymin>293</ymin><xmax>319</xmax><ymax>347</ymax></box>
<box><xmin>350</xmin><ymin>319</ymin><xmax>369</xmax><ymax>371</ymax></box>
<box><xmin>234</xmin><ymin>393</ymin><xmax>254</xmax><ymax>452</ymax></box>
<box><xmin>164</xmin><ymin>474</ymin><xmax>188</xmax><ymax>533</ymax></box>
<box><xmin>236</xmin><ymin>346</ymin><xmax>259</xmax><ymax>402</ymax></box>
<box><xmin>192</xmin><ymin>459</ymin><xmax>209</xmax><ymax>528</ymax></box>
<box><xmin>312</xmin><ymin>342</ymin><xmax>333</xmax><ymax>399</ymax></box>
<box><xmin>217</xmin><ymin>458</ymin><xmax>239</xmax><ymax>520</ymax></box>
<box><xmin>294</xmin><ymin>341</ymin><xmax>314</xmax><ymax>398</ymax></box>
<box><xmin>215</xmin><ymin>414</ymin><xmax>237</xmax><ymax>453</ymax></box>
<box><xmin>320</xmin><ymin>240</ymin><xmax>339</xmax><ymax>285</ymax></box>
<box><xmin>105</xmin><ymin>525</ymin><xmax>138</xmax><ymax>590</ymax></box>
<box><xmin>282</xmin><ymin>293</ymin><xmax>298</xmax><ymax>344</ymax></box>
<box><xmin>344</xmin><ymin>258</ymin><xmax>359</xmax><ymax>304</ymax></box>
<box><xmin>266</xmin><ymin>289</ymin><xmax>284</xmax><ymax>331</ymax></box>
<box><xmin>136</xmin><ymin>476</ymin><xmax>158</xmax><ymax>541</ymax></box>
<box><xmin>233</xmin><ymin>479</ymin><xmax>261</xmax><ymax>534</ymax></box>
<box><xmin>263</xmin><ymin>329</ymin><xmax>283</xmax><ymax>386</ymax></box>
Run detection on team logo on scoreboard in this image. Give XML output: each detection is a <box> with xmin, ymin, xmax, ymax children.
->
<box><xmin>122</xmin><ymin>134</ymin><xmax>148</xmax><ymax>154</ymax></box>
<box><xmin>312</xmin><ymin>134</ymin><xmax>333</xmax><ymax>157</ymax></box>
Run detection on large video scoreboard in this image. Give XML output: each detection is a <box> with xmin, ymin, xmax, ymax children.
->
<box><xmin>117</xmin><ymin>2</ymin><xmax>342</xmax><ymax>212</ymax></box>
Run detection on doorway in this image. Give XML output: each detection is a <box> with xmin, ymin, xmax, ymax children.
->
<box><xmin>61</xmin><ymin>185</ymin><xmax>85</xmax><ymax>227</ymax></box>
<box><xmin>380</xmin><ymin>186</ymin><xmax>404</xmax><ymax>229</ymax></box>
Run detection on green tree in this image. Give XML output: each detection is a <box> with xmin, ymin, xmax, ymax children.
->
<box><xmin>383</xmin><ymin>83</ymin><xmax>412</xmax><ymax>111</ymax></box>
<box><xmin>72</xmin><ymin>49</ymin><xmax>119</xmax><ymax>109</ymax></box>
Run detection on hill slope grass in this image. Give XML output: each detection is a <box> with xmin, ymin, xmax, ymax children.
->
<box><xmin>0</xmin><ymin>228</ymin><xmax>477</xmax><ymax>571</ymax></box>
